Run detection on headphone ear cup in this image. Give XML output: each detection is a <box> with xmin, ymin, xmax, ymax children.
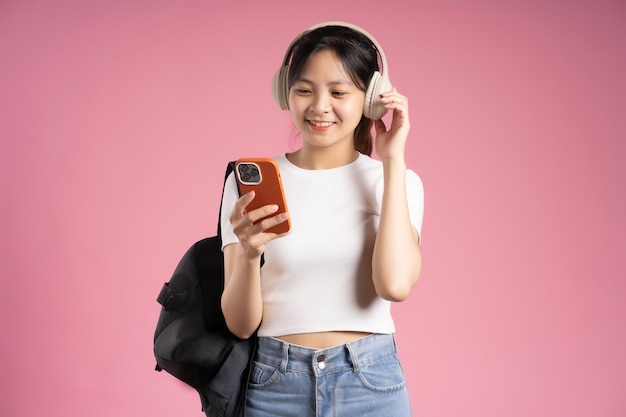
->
<box><xmin>364</xmin><ymin>71</ymin><xmax>392</xmax><ymax>120</ymax></box>
<box><xmin>272</xmin><ymin>65</ymin><xmax>291</xmax><ymax>110</ymax></box>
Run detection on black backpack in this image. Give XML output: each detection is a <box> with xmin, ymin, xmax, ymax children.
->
<box><xmin>153</xmin><ymin>161</ymin><xmax>258</xmax><ymax>417</ymax></box>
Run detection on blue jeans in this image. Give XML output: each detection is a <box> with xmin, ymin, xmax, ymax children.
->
<box><xmin>245</xmin><ymin>333</ymin><xmax>411</xmax><ymax>417</ymax></box>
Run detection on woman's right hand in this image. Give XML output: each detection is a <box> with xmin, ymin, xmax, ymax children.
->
<box><xmin>229</xmin><ymin>191</ymin><xmax>290</xmax><ymax>258</ymax></box>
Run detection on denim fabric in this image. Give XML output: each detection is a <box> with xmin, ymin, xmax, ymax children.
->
<box><xmin>245</xmin><ymin>333</ymin><xmax>411</xmax><ymax>417</ymax></box>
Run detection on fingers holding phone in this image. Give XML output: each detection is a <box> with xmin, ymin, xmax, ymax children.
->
<box><xmin>233</xmin><ymin>191</ymin><xmax>290</xmax><ymax>234</ymax></box>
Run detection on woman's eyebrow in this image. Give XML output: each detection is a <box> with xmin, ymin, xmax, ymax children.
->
<box><xmin>295</xmin><ymin>77</ymin><xmax>352</xmax><ymax>86</ymax></box>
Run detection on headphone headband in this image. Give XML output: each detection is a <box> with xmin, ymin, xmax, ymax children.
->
<box><xmin>272</xmin><ymin>21</ymin><xmax>392</xmax><ymax>120</ymax></box>
<box><xmin>279</xmin><ymin>21</ymin><xmax>389</xmax><ymax>79</ymax></box>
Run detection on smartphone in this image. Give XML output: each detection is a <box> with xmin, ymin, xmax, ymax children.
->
<box><xmin>235</xmin><ymin>158</ymin><xmax>291</xmax><ymax>234</ymax></box>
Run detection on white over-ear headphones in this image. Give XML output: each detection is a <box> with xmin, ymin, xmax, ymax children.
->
<box><xmin>271</xmin><ymin>21</ymin><xmax>392</xmax><ymax>120</ymax></box>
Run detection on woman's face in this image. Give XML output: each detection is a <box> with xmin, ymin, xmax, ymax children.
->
<box><xmin>288</xmin><ymin>49</ymin><xmax>365</xmax><ymax>152</ymax></box>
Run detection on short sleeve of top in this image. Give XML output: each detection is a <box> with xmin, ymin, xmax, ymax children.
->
<box><xmin>219</xmin><ymin>153</ymin><xmax>424</xmax><ymax>337</ymax></box>
<box><xmin>404</xmin><ymin>169</ymin><xmax>424</xmax><ymax>242</ymax></box>
<box><xmin>220</xmin><ymin>171</ymin><xmax>241</xmax><ymax>248</ymax></box>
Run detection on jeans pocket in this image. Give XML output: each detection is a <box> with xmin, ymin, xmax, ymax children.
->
<box><xmin>356</xmin><ymin>354</ymin><xmax>407</xmax><ymax>393</ymax></box>
<box><xmin>248</xmin><ymin>360</ymin><xmax>281</xmax><ymax>388</ymax></box>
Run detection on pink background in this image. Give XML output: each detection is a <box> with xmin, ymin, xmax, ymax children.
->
<box><xmin>1</xmin><ymin>0</ymin><xmax>624</xmax><ymax>416</ymax></box>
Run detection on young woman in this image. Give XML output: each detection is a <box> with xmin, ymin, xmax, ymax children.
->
<box><xmin>219</xmin><ymin>22</ymin><xmax>424</xmax><ymax>416</ymax></box>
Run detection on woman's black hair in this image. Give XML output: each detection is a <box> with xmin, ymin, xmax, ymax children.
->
<box><xmin>287</xmin><ymin>25</ymin><xmax>380</xmax><ymax>156</ymax></box>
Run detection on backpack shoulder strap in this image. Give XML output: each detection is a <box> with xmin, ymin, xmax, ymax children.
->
<box><xmin>217</xmin><ymin>161</ymin><xmax>238</xmax><ymax>237</ymax></box>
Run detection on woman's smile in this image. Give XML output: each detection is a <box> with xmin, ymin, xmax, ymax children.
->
<box><xmin>307</xmin><ymin>119</ymin><xmax>335</xmax><ymax>131</ymax></box>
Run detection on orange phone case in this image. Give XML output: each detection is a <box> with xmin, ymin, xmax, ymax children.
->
<box><xmin>235</xmin><ymin>158</ymin><xmax>291</xmax><ymax>234</ymax></box>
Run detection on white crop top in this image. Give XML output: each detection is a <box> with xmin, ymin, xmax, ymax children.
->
<box><xmin>220</xmin><ymin>153</ymin><xmax>424</xmax><ymax>337</ymax></box>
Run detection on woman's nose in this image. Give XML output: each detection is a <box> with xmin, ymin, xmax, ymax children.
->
<box><xmin>310</xmin><ymin>93</ymin><xmax>331</xmax><ymax>113</ymax></box>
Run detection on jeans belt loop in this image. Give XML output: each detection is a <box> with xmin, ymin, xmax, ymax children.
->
<box><xmin>346</xmin><ymin>342</ymin><xmax>360</xmax><ymax>372</ymax></box>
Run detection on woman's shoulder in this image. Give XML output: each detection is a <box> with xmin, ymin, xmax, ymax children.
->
<box><xmin>356</xmin><ymin>153</ymin><xmax>382</xmax><ymax>169</ymax></box>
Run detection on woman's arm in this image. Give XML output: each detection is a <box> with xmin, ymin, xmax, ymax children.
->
<box><xmin>221</xmin><ymin>243</ymin><xmax>263</xmax><ymax>339</ymax></box>
<box><xmin>371</xmin><ymin>160</ymin><xmax>422</xmax><ymax>301</ymax></box>
<box><xmin>221</xmin><ymin>191</ymin><xmax>290</xmax><ymax>338</ymax></box>
<box><xmin>371</xmin><ymin>88</ymin><xmax>422</xmax><ymax>301</ymax></box>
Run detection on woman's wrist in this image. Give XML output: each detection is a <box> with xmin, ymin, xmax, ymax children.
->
<box><xmin>381</xmin><ymin>156</ymin><xmax>407</xmax><ymax>175</ymax></box>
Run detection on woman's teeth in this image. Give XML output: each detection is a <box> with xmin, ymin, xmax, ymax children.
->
<box><xmin>309</xmin><ymin>121</ymin><xmax>333</xmax><ymax>127</ymax></box>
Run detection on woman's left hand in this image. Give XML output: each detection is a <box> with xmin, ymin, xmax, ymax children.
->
<box><xmin>374</xmin><ymin>87</ymin><xmax>410</xmax><ymax>161</ymax></box>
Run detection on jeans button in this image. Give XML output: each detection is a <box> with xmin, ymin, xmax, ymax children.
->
<box><xmin>317</xmin><ymin>354</ymin><xmax>326</xmax><ymax>369</ymax></box>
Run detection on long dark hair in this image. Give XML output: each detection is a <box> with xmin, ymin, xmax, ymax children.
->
<box><xmin>287</xmin><ymin>25</ymin><xmax>380</xmax><ymax>156</ymax></box>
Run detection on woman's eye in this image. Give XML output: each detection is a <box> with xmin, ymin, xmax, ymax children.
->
<box><xmin>332</xmin><ymin>91</ymin><xmax>347</xmax><ymax>97</ymax></box>
<box><xmin>295</xmin><ymin>88</ymin><xmax>311</xmax><ymax>95</ymax></box>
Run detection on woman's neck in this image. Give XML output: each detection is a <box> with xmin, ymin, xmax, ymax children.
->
<box><xmin>287</xmin><ymin>144</ymin><xmax>359</xmax><ymax>170</ymax></box>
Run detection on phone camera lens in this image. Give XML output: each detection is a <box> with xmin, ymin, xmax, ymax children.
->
<box><xmin>238</xmin><ymin>163</ymin><xmax>260</xmax><ymax>183</ymax></box>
